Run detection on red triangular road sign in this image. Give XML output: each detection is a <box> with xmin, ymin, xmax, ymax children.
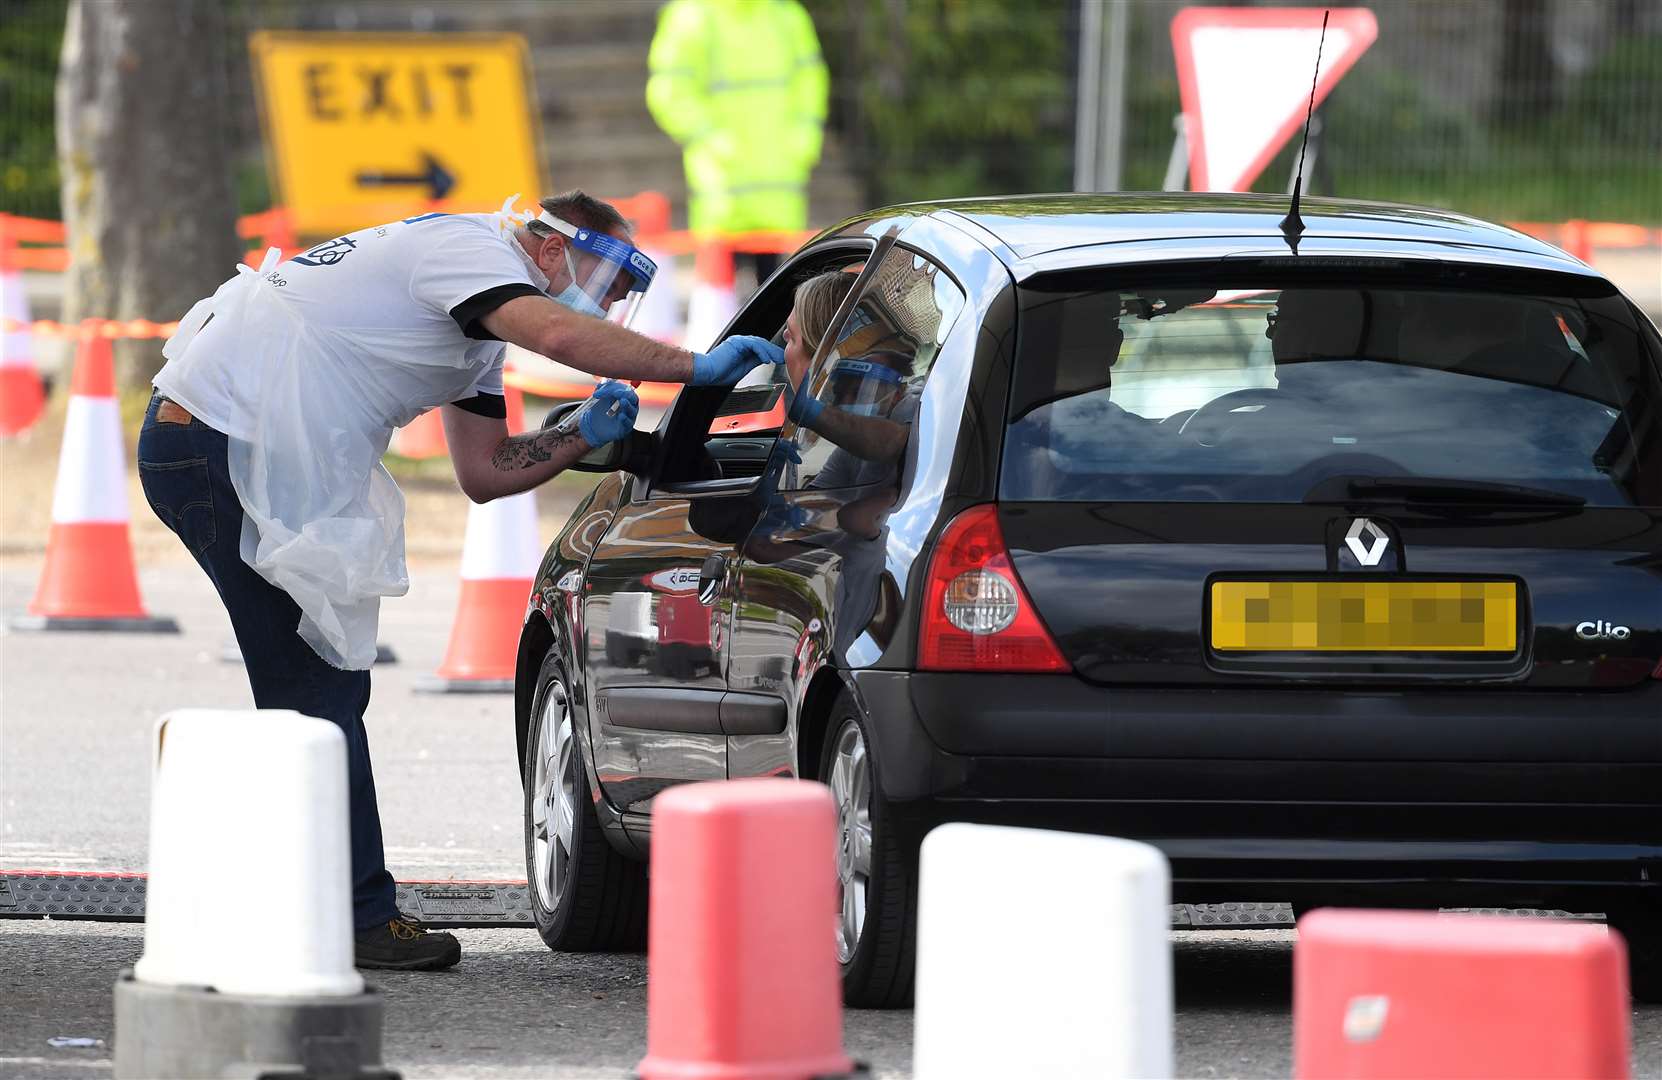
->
<box><xmin>1172</xmin><ymin>7</ymin><xmax>1378</xmax><ymax>193</ymax></box>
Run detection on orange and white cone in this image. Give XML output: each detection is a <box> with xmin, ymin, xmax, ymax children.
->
<box><xmin>631</xmin><ymin>243</ymin><xmax>684</xmax><ymax>345</ymax></box>
<box><xmin>11</xmin><ymin>322</ymin><xmax>177</xmax><ymax>633</ymax></box>
<box><xmin>0</xmin><ymin>263</ymin><xmax>47</xmax><ymax>438</ymax></box>
<box><xmin>681</xmin><ymin>239</ymin><xmax>739</xmax><ymax>353</ymax></box>
<box><xmin>417</xmin><ymin>385</ymin><xmax>540</xmax><ymax>692</ymax></box>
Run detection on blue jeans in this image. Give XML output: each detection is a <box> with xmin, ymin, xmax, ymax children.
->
<box><xmin>136</xmin><ymin>393</ymin><xmax>401</xmax><ymax>930</ymax></box>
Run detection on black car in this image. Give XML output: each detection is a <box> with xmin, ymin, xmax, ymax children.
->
<box><xmin>513</xmin><ymin>193</ymin><xmax>1662</xmax><ymax>1007</ymax></box>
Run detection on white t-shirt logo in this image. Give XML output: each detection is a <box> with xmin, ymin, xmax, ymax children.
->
<box><xmin>292</xmin><ymin>235</ymin><xmax>359</xmax><ymax>267</ymax></box>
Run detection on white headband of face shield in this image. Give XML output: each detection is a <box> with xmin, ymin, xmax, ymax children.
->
<box><xmin>527</xmin><ymin>211</ymin><xmax>657</xmax><ymax>325</ymax></box>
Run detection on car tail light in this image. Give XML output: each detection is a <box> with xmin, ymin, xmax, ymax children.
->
<box><xmin>918</xmin><ymin>505</ymin><xmax>1070</xmax><ymax>673</ymax></box>
<box><xmin>1652</xmin><ymin>656</ymin><xmax>1662</xmax><ymax>680</ymax></box>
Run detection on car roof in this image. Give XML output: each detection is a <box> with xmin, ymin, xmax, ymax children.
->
<box><xmin>830</xmin><ymin>192</ymin><xmax>1588</xmax><ymax>274</ymax></box>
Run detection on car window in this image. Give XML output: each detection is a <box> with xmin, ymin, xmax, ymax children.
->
<box><xmin>779</xmin><ymin>247</ymin><xmax>966</xmax><ymax>491</ymax></box>
<box><xmin>650</xmin><ymin>247</ymin><xmax>869</xmax><ymax>490</ymax></box>
<box><xmin>1001</xmin><ymin>279</ymin><xmax>1662</xmax><ymax>507</ymax></box>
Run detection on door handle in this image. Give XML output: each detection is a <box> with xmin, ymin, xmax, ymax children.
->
<box><xmin>697</xmin><ymin>553</ymin><xmax>728</xmax><ymax>606</ymax></box>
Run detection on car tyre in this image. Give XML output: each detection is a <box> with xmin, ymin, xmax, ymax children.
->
<box><xmin>821</xmin><ymin>694</ymin><xmax>916</xmax><ymax>1008</ymax></box>
<box><xmin>1608</xmin><ymin>907</ymin><xmax>1662</xmax><ymax>1004</ymax></box>
<box><xmin>523</xmin><ymin>648</ymin><xmax>647</xmax><ymax>951</ymax></box>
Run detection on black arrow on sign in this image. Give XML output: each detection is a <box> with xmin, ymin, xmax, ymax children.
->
<box><xmin>354</xmin><ymin>152</ymin><xmax>456</xmax><ymax>200</ymax></box>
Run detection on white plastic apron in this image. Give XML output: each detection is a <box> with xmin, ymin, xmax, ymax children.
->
<box><xmin>164</xmin><ymin>246</ymin><xmax>507</xmax><ymax>670</ymax></box>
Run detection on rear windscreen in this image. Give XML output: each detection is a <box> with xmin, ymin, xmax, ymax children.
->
<box><xmin>1000</xmin><ymin>277</ymin><xmax>1662</xmax><ymax>506</ymax></box>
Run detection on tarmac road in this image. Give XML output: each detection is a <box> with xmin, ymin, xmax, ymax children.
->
<box><xmin>3</xmin><ymin>558</ymin><xmax>1659</xmax><ymax>1078</ymax></box>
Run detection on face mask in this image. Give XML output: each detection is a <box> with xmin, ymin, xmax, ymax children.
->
<box><xmin>511</xmin><ymin>239</ymin><xmax>552</xmax><ymax>294</ymax></box>
<box><xmin>553</xmin><ymin>282</ymin><xmax>605</xmax><ymax>318</ymax></box>
<box><xmin>839</xmin><ymin>402</ymin><xmax>889</xmax><ymax>418</ymax></box>
<box><xmin>551</xmin><ymin>246</ymin><xmax>605</xmax><ymax>318</ymax></box>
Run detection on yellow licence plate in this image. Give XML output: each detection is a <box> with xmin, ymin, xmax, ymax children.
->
<box><xmin>1210</xmin><ymin>580</ymin><xmax>1518</xmax><ymax>653</ymax></box>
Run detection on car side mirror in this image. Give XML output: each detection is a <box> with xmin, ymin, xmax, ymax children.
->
<box><xmin>541</xmin><ymin>402</ymin><xmax>652</xmax><ymax>475</ymax></box>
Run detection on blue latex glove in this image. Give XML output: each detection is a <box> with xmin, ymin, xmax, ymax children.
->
<box><xmin>761</xmin><ymin>499</ymin><xmax>812</xmax><ymax>534</ymax></box>
<box><xmin>577</xmin><ymin>381</ymin><xmax>639</xmax><ymax>447</ymax></box>
<box><xmin>786</xmin><ymin>380</ymin><xmax>823</xmax><ymax>427</ymax></box>
<box><xmin>691</xmin><ymin>335</ymin><xmax>786</xmax><ymax>386</ymax></box>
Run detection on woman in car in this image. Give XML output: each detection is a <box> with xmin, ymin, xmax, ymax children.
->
<box><xmin>780</xmin><ymin>270</ymin><xmax>919</xmax><ymax>477</ymax></box>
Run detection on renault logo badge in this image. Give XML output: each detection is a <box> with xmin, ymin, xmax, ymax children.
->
<box><xmin>1345</xmin><ymin>518</ymin><xmax>1389</xmax><ymax>566</ymax></box>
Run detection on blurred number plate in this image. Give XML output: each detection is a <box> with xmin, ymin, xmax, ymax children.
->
<box><xmin>1211</xmin><ymin>580</ymin><xmax>1517</xmax><ymax>652</ymax></box>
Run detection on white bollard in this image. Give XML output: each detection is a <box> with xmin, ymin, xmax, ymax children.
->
<box><xmin>115</xmin><ymin>709</ymin><xmax>390</xmax><ymax>1079</ymax></box>
<box><xmin>136</xmin><ymin>710</ymin><xmax>361</xmax><ymax>995</ymax></box>
<box><xmin>912</xmin><ymin>824</ymin><xmax>1173</xmax><ymax>1080</ymax></box>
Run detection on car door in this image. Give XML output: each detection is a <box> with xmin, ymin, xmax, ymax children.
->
<box><xmin>581</xmin><ymin>486</ymin><xmax>744</xmax><ymax>814</ymax></box>
<box><xmin>724</xmin><ymin>239</ymin><xmax>969</xmax><ymax>780</ymax></box>
<box><xmin>581</xmin><ymin>239</ymin><xmax>878</xmax><ymax>814</ymax></box>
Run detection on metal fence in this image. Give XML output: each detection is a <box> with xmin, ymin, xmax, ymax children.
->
<box><xmin>0</xmin><ymin>0</ymin><xmax>67</xmax><ymax>222</ymax></box>
<box><xmin>808</xmin><ymin>0</ymin><xmax>1662</xmax><ymax>225</ymax></box>
<box><xmin>1117</xmin><ymin>0</ymin><xmax>1662</xmax><ymax>223</ymax></box>
<box><xmin>4</xmin><ymin>0</ymin><xmax>1660</xmax><ymax>226</ymax></box>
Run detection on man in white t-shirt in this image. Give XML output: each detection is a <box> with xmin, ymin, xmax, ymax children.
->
<box><xmin>138</xmin><ymin>190</ymin><xmax>783</xmax><ymax>970</ymax></box>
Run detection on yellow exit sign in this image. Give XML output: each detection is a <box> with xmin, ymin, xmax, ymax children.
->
<box><xmin>250</xmin><ymin>32</ymin><xmax>547</xmax><ymax>238</ymax></box>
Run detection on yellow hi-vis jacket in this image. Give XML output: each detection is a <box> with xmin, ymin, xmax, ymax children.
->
<box><xmin>646</xmin><ymin>0</ymin><xmax>829</xmax><ymax>235</ymax></box>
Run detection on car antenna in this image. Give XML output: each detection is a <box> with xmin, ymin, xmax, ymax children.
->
<box><xmin>1279</xmin><ymin>8</ymin><xmax>1330</xmax><ymax>253</ymax></box>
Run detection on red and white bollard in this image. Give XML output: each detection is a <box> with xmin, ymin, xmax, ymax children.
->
<box><xmin>637</xmin><ymin>779</ymin><xmax>861</xmax><ymax>1080</ymax></box>
<box><xmin>1294</xmin><ymin>909</ymin><xmax>1630</xmax><ymax>1079</ymax></box>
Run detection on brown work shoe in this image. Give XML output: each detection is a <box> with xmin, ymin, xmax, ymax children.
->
<box><xmin>354</xmin><ymin>917</ymin><xmax>462</xmax><ymax>971</ymax></box>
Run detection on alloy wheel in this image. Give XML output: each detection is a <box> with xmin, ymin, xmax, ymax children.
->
<box><xmin>828</xmin><ymin>718</ymin><xmax>873</xmax><ymax>964</ymax></box>
<box><xmin>530</xmin><ymin>678</ymin><xmax>577</xmax><ymax>914</ymax></box>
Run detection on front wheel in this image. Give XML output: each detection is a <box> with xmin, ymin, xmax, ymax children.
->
<box><xmin>821</xmin><ymin>696</ymin><xmax>916</xmax><ymax>1008</ymax></box>
<box><xmin>523</xmin><ymin>649</ymin><xmax>647</xmax><ymax>951</ymax></box>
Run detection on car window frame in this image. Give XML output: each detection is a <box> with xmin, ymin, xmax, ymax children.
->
<box><xmin>774</xmin><ymin>244</ymin><xmax>969</xmax><ymax>493</ymax></box>
<box><xmin>643</xmin><ymin>239</ymin><xmax>876</xmax><ymax>500</ymax></box>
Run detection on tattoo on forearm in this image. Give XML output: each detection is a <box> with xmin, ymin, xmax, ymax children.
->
<box><xmin>490</xmin><ymin>428</ymin><xmax>581</xmax><ymax>472</ymax></box>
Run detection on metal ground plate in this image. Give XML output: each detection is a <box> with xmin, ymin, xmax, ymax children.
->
<box><xmin>0</xmin><ymin>872</ymin><xmax>536</xmax><ymax>928</ymax></box>
<box><xmin>0</xmin><ymin>872</ymin><xmax>1595</xmax><ymax>930</ymax></box>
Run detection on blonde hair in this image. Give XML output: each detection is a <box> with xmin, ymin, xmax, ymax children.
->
<box><xmin>793</xmin><ymin>271</ymin><xmax>859</xmax><ymax>357</ymax></box>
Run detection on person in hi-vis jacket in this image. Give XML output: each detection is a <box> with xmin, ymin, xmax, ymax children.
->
<box><xmin>139</xmin><ymin>189</ymin><xmax>784</xmax><ymax>970</ymax></box>
<box><xmin>647</xmin><ymin>0</ymin><xmax>829</xmax><ymax>284</ymax></box>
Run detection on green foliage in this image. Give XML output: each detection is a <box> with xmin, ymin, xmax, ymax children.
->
<box><xmin>805</xmin><ymin>0</ymin><xmax>1074</xmax><ymax>206</ymax></box>
<box><xmin>1311</xmin><ymin>38</ymin><xmax>1662</xmax><ymax>223</ymax></box>
<box><xmin>1116</xmin><ymin>7</ymin><xmax>1660</xmax><ymax>225</ymax></box>
<box><xmin>1558</xmin><ymin>33</ymin><xmax>1662</xmax><ymax>151</ymax></box>
<box><xmin>0</xmin><ymin>0</ymin><xmax>68</xmax><ymax>219</ymax></box>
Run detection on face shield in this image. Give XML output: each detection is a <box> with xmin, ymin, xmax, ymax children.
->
<box><xmin>823</xmin><ymin>352</ymin><xmax>911</xmax><ymax>418</ymax></box>
<box><xmin>537</xmin><ymin>212</ymin><xmax>658</xmax><ymax>327</ymax></box>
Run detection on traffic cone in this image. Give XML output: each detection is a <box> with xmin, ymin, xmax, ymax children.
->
<box><xmin>0</xmin><ymin>259</ymin><xmax>47</xmax><ymax>438</ymax></box>
<box><xmin>389</xmin><ymin>407</ymin><xmax>448</xmax><ymax>459</ymax></box>
<box><xmin>614</xmin><ymin>190</ymin><xmax>681</xmax><ymax>343</ymax></box>
<box><xmin>637</xmin><ymin>779</ymin><xmax>859</xmax><ymax>1080</ymax></box>
<box><xmin>416</xmin><ymin>384</ymin><xmax>538</xmax><ymax>693</ymax></box>
<box><xmin>10</xmin><ymin>322</ymin><xmax>178</xmax><ymax>633</ymax></box>
<box><xmin>631</xmin><ymin>244</ymin><xmax>683</xmax><ymax>345</ymax></box>
<box><xmin>1561</xmin><ymin>218</ymin><xmax>1595</xmax><ymax>265</ymax></box>
<box><xmin>682</xmin><ymin>239</ymin><xmax>739</xmax><ymax>353</ymax></box>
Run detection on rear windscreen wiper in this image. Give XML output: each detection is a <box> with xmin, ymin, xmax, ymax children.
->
<box><xmin>1304</xmin><ymin>476</ymin><xmax>1587</xmax><ymax>507</ymax></box>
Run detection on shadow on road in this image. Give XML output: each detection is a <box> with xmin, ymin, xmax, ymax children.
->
<box><xmin>1174</xmin><ymin>930</ymin><xmax>1294</xmax><ymax>1008</ymax></box>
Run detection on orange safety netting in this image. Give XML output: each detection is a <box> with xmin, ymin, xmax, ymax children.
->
<box><xmin>4</xmin><ymin>199</ymin><xmax>1654</xmax><ymax>339</ymax></box>
<box><xmin>0</xmin><ymin>197</ymin><xmax>815</xmax><ymax>274</ymax></box>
